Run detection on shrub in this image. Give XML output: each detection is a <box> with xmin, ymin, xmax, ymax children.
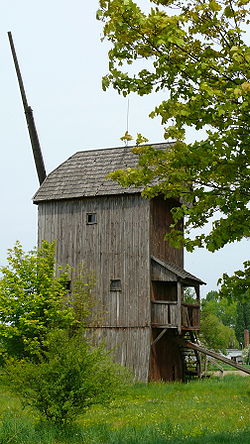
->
<box><xmin>2</xmin><ymin>329</ymin><xmax>128</xmax><ymax>425</ymax></box>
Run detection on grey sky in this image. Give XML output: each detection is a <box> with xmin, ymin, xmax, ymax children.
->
<box><xmin>0</xmin><ymin>0</ymin><xmax>248</xmax><ymax>296</ymax></box>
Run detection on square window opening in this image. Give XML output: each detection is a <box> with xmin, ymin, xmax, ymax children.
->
<box><xmin>110</xmin><ymin>279</ymin><xmax>122</xmax><ymax>292</ymax></box>
<box><xmin>86</xmin><ymin>213</ymin><xmax>97</xmax><ymax>224</ymax></box>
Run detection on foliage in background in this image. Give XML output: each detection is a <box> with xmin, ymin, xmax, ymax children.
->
<box><xmin>201</xmin><ymin>291</ymin><xmax>237</xmax><ymax>328</ymax></box>
<box><xmin>200</xmin><ymin>290</ymin><xmax>238</xmax><ymax>350</ymax></box>
<box><xmin>2</xmin><ymin>330</ymin><xmax>127</xmax><ymax>425</ymax></box>
<box><xmin>200</xmin><ymin>312</ymin><xmax>238</xmax><ymax>352</ymax></box>
<box><xmin>183</xmin><ymin>287</ymin><xmax>197</xmax><ymax>303</ymax></box>
<box><xmin>97</xmin><ymin>0</ymin><xmax>250</xmax><ymax>291</ymax></box>
<box><xmin>235</xmin><ymin>300</ymin><xmax>250</xmax><ymax>344</ymax></box>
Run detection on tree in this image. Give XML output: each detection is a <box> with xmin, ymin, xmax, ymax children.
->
<box><xmin>235</xmin><ymin>300</ymin><xmax>250</xmax><ymax>344</ymax></box>
<box><xmin>0</xmin><ymin>241</ymin><xmax>92</xmax><ymax>361</ymax></box>
<box><xmin>202</xmin><ymin>290</ymin><xmax>250</xmax><ymax>347</ymax></box>
<box><xmin>201</xmin><ymin>290</ymin><xmax>237</xmax><ymax>328</ymax></box>
<box><xmin>200</xmin><ymin>290</ymin><xmax>238</xmax><ymax>350</ymax></box>
<box><xmin>219</xmin><ymin>260</ymin><xmax>250</xmax><ymax>302</ymax></box>
<box><xmin>200</xmin><ymin>312</ymin><xmax>238</xmax><ymax>351</ymax></box>
<box><xmin>97</xmin><ymin>1</ymin><xmax>250</xmax><ymax>265</ymax></box>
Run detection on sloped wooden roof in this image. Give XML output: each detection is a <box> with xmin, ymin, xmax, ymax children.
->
<box><xmin>33</xmin><ymin>143</ymin><xmax>169</xmax><ymax>203</ymax></box>
<box><xmin>151</xmin><ymin>256</ymin><xmax>206</xmax><ymax>285</ymax></box>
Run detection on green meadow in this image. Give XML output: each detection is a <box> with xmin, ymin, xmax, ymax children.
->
<box><xmin>0</xmin><ymin>375</ymin><xmax>249</xmax><ymax>443</ymax></box>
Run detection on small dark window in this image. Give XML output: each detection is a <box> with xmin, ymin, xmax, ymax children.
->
<box><xmin>110</xmin><ymin>279</ymin><xmax>122</xmax><ymax>292</ymax></box>
<box><xmin>64</xmin><ymin>280</ymin><xmax>71</xmax><ymax>292</ymax></box>
<box><xmin>86</xmin><ymin>213</ymin><xmax>97</xmax><ymax>224</ymax></box>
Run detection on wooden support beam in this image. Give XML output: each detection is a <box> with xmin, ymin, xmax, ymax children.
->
<box><xmin>195</xmin><ymin>285</ymin><xmax>200</xmax><ymax>301</ymax></box>
<box><xmin>152</xmin><ymin>328</ymin><xmax>167</xmax><ymax>346</ymax></box>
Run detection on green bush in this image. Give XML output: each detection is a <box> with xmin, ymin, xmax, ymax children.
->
<box><xmin>2</xmin><ymin>330</ymin><xmax>128</xmax><ymax>425</ymax></box>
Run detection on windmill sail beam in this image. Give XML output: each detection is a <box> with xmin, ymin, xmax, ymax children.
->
<box><xmin>8</xmin><ymin>31</ymin><xmax>47</xmax><ymax>185</ymax></box>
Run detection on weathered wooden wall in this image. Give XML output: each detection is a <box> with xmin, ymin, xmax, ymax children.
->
<box><xmin>150</xmin><ymin>197</ymin><xmax>183</xmax><ymax>267</ymax></box>
<box><xmin>38</xmin><ymin>194</ymin><xmax>151</xmax><ymax>327</ymax></box>
<box><xmin>37</xmin><ymin>194</ymin><xmax>152</xmax><ymax>380</ymax></box>
<box><xmin>89</xmin><ymin>327</ymin><xmax>151</xmax><ymax>382</ymax></box>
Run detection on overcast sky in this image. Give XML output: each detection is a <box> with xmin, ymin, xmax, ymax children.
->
<box><xmin>0</xmin><ymin>0</ymin><xmax>248</xmax><ymax>296</ymax></box>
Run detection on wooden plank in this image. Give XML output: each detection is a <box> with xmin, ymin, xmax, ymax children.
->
<box><xmin>177</xmin><ymin>281</ymin><xmax>182</xmax><ymax>334</ymax></box>
<box><xmin>169</xmin><ymin>304</ymin><xmax>177</xmax><ymax>325</ymax></box>
<box><xmin>184</xmin><ymin>341</ymin><xmax>250</xmax><ymax>375</ymax></box>
<box><xmin>153</xmin><ymin>301</ymin><xmax>177</xmax><ymax>305</ymax></box>
<box><xmin>181</xmin><ymin>305</ymin><xmax>190</xmax><ymax>328</ymax></box>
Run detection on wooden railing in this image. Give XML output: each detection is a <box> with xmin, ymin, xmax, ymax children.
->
<box><xmin>151</xmin><ymin>301</ymin><xmax>200</xmax><ymax>330</ymax></box>
<box><xmin>151</xmin><ymin>301</ymin><xmax>178</xmax><ymax>328</ymax></box>
<box><xmin>181</xmin><ymin>303</ymin><xmax>200</xmax><ymax>330</ymax></box>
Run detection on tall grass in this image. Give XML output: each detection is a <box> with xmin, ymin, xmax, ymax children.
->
<box><xmin>0</xmin><ymin>375</ymin><xmax>249</xmax><ymax>443</ymax></box>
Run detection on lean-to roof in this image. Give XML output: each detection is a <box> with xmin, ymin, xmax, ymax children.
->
<box><xmin>151</xmin><ymin>256</ymin><xmax>206</xmax><ymax>285</ymax></box>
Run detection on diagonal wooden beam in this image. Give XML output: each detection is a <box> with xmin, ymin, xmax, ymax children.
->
<box><xmin>182</xmin><ymin>340</ymin><xmax>250</xmax><ymax>375</ymax></box>
<box><xmin>151</xmin><ymin>328</ymin><xmax>167</xmax><ymax>346</ymax></box>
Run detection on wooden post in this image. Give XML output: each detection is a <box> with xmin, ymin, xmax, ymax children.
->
<box><xmin>244</xmin><ymin>329</ymin><xmax>249</xmax><ymax>348</ymax></box>
<box><xmin>177</xmin><ymin>281</ymin><xmax>182</xmax><ymax>334</ymax></box>
<box><xmin>195</xmin><ymin>285</ymin><xmax>200</xmax><ymax>302</ymax></box>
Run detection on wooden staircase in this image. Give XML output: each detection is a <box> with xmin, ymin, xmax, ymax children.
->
<box><xmin>180</xmin><ymin>332</ymin><xmax>201</xmax><ymax>381</ymax></box>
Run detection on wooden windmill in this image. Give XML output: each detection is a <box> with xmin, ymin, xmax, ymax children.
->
<box><xmin>10</xmin><ymin>33</ymin><xmax>250</xmax><ymax>381</ymax></box>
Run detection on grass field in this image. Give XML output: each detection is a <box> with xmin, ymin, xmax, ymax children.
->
<box><xmin>0</xmin><ymin>375</ymin><xmax>249</xmax><ymax>443</ymax></box>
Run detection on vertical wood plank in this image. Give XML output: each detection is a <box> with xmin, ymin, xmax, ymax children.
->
<box><xmin>177</xmin><ymin>281</ymin><xmax>182</xmax><ymax>334</ymax></box>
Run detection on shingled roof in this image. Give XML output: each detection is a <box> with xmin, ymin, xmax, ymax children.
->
<box><xmin>33</xmin><ymin>143</ymin><xmax>169</xmax><ymax>203</ymax></box>
<box><xmin>151</xmin><ymin>256</ymin><xmax>206</xmax><ymax>285</ymax></box>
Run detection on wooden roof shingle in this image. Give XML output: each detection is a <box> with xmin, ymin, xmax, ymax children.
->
<box><xmin>33</xmin><ymin>143</ymin><xmax>169</xmax><ymax>203</ymax></box>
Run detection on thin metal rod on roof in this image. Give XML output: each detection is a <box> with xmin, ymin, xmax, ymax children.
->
<box><xmin>8</xmin><ymin>31</ymin><xmax>47</xmax><ymax>185</ymax></box>
<box><xmin>125</xmin><ymin>98</ymin><xmax>130</xmax><ymax>147</ymax></box>
<box><xmin>126</xmin><ymin>98</ymin><xmax>130</xmax><ymax>133</ymax></box>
